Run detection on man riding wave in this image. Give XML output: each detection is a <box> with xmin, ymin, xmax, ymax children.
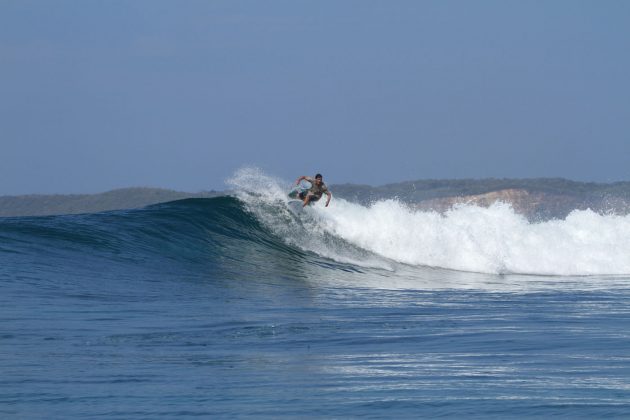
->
<box><xmin>295</xmin><ymin>173</ymin><xmax>332</xmax><ymax>208</ymax></box>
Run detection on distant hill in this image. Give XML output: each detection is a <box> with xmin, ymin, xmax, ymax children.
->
<box><xmin>2</xmin><ymin>178</ymin><xmax>630</xmax><ymax>219</ymax></box>
<box><xmin>0</xmin><ymin>188</ymin><xmax>223</xmax><ymax>217</ymax></box>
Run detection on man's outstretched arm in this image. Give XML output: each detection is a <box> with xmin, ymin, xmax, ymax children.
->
<box><xmin>296</xmin><ymin>175</ymin><xmax>313</xmax><ymax>185</ymax></box>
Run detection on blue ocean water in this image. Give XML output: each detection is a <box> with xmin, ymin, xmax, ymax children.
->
<box><xmin>3</xmin><ymin>182</ymin><xmax>630</xmax><ymax>418</ymax></box>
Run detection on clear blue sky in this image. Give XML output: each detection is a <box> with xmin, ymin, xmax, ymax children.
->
<box><xmin>1</xmin><ymin>0</ymin><xmax>629</xmax><ymax>195</ymax></box>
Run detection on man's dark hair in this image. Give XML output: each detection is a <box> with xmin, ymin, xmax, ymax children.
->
<box><xmin>315</xmin><ymin>173</ymin><xmax>323</xmax><ymax>179</ymax></box>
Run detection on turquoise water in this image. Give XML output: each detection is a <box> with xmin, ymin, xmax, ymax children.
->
<box><xmin>2</xmin><ymin>196</ymin><xmax>630</xmax><ymax>418</ymax></box>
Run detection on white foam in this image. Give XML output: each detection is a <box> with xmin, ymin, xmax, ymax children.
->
<box><xmin>228</xmin><ymin>168</ymin><xmax>630</xmax><ymax>276</ymax></box>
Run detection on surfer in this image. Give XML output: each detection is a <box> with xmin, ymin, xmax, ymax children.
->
<box><xmin>295</xmin><ymin>173</ymin><xmax>332</xmax><ymax>207</ymax></box>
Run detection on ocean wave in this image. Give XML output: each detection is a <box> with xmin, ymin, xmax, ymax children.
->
<box><xmin>2</xmin><ymin>168</ymin><xmax>630</xmax><ymax>278</ymax></box>
<box><xmin>228</xmin><ymin>168</ymin><xmax>630</xmax><ymax>276</ymax></box>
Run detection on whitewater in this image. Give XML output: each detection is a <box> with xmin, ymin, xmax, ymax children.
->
<box><xmin>3</xmin><ymin>168</ymin><xmax>630</xmax><ymax>418</ymax></box>
<box><xmin>229</xmin><ymin>167</ymin><xmax>630</xmax><ymax>276</ymax></box>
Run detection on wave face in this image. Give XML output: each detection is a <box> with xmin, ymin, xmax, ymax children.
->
<box><xmin>2</xmin><ymin>168</ymin><xmax>630</xmax><ymax>280</ymax></box>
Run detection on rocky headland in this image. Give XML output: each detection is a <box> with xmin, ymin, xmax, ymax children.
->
<box><xmin>332</xmin><ymin>178</ymin><xmax>630</xmax><ymax>220</ymax></box>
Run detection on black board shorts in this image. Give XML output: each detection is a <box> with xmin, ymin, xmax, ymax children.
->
<box><xmin>298</xmin><ymin>191</ymin><xmax>320</xmax><ymax>201</ymax></box>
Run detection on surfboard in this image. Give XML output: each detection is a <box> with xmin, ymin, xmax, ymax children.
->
<box><xmin>287</xmin><ymin>199</ymin><xmax>303</xmax><ymax>212</ymax></box>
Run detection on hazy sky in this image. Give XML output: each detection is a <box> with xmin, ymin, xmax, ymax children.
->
<box><xmin>1</xmin><ymin>0</ymin><xmax>629</xmax><ymax>195</ymax></box>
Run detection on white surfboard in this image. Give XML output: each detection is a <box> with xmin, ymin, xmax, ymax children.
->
<box><xmin>287</xmin><ymin>199</ymin><xmax>304</xmax><ymax>214</ymax></box>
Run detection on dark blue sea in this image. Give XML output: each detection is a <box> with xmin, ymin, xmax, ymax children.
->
<box><xmin>3</xmin><ymin>174</ymin><xmax>630</xmax><ymax>418</ymax></box>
